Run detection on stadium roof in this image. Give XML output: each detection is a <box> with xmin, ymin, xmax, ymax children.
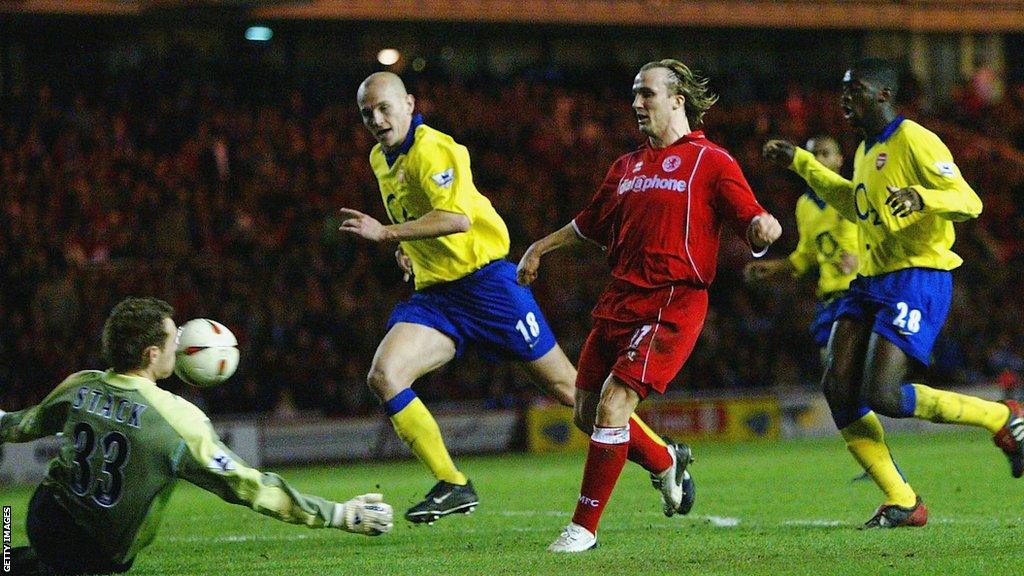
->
<box><xmin>4</xmin><ymin>0</ymin><xmax>1024</xmax><ymax>32</ymax></box>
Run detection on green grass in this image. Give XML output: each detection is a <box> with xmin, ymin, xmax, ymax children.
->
<box><xmin>3</xmin><ymin>431</ymin><xmax>1021</xmax><ymax>575</ymax></box>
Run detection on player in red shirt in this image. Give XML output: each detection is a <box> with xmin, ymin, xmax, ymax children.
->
<box><xmin>518</xmin><ymin>59</ymin><xmax>782</xmax><ymax>552</ymax></box>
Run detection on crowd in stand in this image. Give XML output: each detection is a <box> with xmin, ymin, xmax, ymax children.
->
<box><xmin>2</xmin><ymin>48</ymin><xmax>1023</xmax><ymax>417</ymax></box>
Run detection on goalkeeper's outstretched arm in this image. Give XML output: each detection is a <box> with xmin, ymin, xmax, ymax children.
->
<box><xmin>0</xmin><ymin>373</ymin><xmax>92</xmax><ymax>443</ymax></box>
<box><xmin>174</xmin><ymin>418</ymin><xmax>393</xmax><ymax>536</ymax></box>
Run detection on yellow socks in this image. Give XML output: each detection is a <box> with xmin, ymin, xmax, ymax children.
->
<box><xmin>385</xmin><ymin>389</ymin><xmax>467</xmax><ymax>485</ymax></box>
<box><xmin>840</xmin><ymin>411</ymin><xmax>917</xmax><ymax>507</ymax></box>
<box><xmin>911</xmin><ymin>384</ymin><xmax>1010</xmax><ymax>434</ymax></box>
<box><xmin>835</xmin><ymin>384</ymin><xmax>1010</xmax><ymax>508</ymax></box>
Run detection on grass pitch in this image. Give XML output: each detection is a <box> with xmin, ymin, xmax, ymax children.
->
<box><xmin>3</xmin><ymin>431</ymin><xmax>1021</xmax><ymax>575</ymax></box>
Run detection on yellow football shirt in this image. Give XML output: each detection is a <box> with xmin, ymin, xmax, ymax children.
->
<box><xmin>790</xmin><ymin>117</ymin><xmax>982</xmax><ymax>276</ymax></box>
<box><xmin>787</xmin><ymin>190</ymin><xmax>859</xmax><ymax>299</ymax></box>
<box><xmin>369</xmin><ymin>122</ymin><xmax>510</xmax><ymax>289</ymax></box>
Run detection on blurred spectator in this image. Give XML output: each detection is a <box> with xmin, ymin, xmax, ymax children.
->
<box><xmin>2</xmin><ymin>43</ymin><xmax>1022</xmax><ymax>416</ymax></box>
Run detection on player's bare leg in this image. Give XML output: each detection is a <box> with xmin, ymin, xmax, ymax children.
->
<box><xmin>521</xmin><ymin>344</ymin><xmax>576</xmax><ymax>406</ymax></box>
<box><xmin>367</xmin><ymin>322</ymin><xmax>455</xmax><ymax>402</ymax></box>
<box><xmin>863</xmin><ymin>333</ymin><xmax>1020</xmax><ymax>477</ymax></box>
<box><xmin>573</xmin><ymin>388</ymin><xmax>600</xmax><ymax>434</ymax></box>
<box><xmin>522</xmin><ymin>341</ymin><xmax>688</xmax><ymax>500</ymax></box>
<box><xmin>822</xmin><ymin>319</ymin><xmax>870</xmax><ymax>427</ymax></box>
<box><xmin>528</xmin><ymin>346</ymin><xmax>687</xmax><ymax>509</ymax></box>
<box><xmin>824</xmin><ymin>319</ymin><xmax>922</xmax><ymax>526</ymax></box>
<box><xmin>550</xmin><ymin>375</ymin><xmax>640</xmax><ymax>552</ymax></box>
<box><xmin>824</xmin><ymin>334</ymin><xmax>871</xmax><ymax>483</ymax></box>
<box><xmin>367</xmin><ymin>322</ymin><xmax>478</xmax><ymax>524</ymax></box>
<box><xmin>861</xmin><ymin>334</ymin><xmax>913</xmax><ymax>418</ymax></box>
<box><xmin>576</xmin><ymin>385</ymin><xmax>693</xmax><ymax>517</ymax></box>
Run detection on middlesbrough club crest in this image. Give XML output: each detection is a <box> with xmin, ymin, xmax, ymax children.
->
<box><xmin>875</xmin><ymin>153</ymin><xmax>888</xmax><ymax>170</ymax></box>
<box><xmin>662</xmin><ymin>155</ymin><xmax>681</xmax><ymax>173</ymax></box>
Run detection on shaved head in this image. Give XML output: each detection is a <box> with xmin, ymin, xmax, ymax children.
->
<box><xmin>357</xmin><ymin>71</ymin><xmax>409</xmax><ymax>103</ymax></box>
<box><xmin>357</xmin><ymin>72</ymin><xmax>415</xmax><ymax>151</ymax></box>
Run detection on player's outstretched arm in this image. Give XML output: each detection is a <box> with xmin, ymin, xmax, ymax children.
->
<box><xmin>0</xmin><ymin>407</ymin><xmax>32</xmax><ymax>445</ymax></box>
<box><xmin>0</xmin><ymin>375</ymin><xmax>81</xmax><ymax>443</ymax></box>
<box><xmin>517</xmin><ymin>223</ymin><xmax>588</xmax><ymax>286</ymax></box>
<box><xmin>1</xmin><ymin>404</ymin><xmax>58</xmax><ymax>444</ymax></box>
<box><xmin>339</xmin><ymin>207</ymin><xmax>469</xmax><ymax>242</ymax></box>
<box><xmin>175</xmin><ymin>420</ymin><xmax>393</xmax><ymax>535</ymax></box>
<box><xmin>766</xmin><ymin>141</ymin><xmax>858</xmax><ymax>223</ymax></box>
<box><xmin>763</xmin><ymin>139</ymin><xmax>797</xmax><ymax>169</ymax></box>
<box><xmin>333</xmin><ymin>493</ymin><xmax>395</xmax><ymax>536</ymax></box>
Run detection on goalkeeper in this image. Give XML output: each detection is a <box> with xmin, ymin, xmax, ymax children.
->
<box><xmin>1</xmin><ymin>297</ymin><xmax>393</xmax><ymax>575</ymax></box>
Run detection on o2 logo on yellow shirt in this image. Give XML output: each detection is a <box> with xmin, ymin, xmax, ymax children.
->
<box><xmin>854</xmin><ymin>183</ymin><xmax>882</xmax><ymax>225</ymax></box>
<box><xmin>815</xmin><ymin>231</ymin><xmax>840</xmax><ymax>259</ymax></box>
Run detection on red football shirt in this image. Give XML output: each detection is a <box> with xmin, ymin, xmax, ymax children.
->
<box><xmin>573</xmin><ymin>131</ymin><xmax>765</xmax><ymax>318</ymax></box>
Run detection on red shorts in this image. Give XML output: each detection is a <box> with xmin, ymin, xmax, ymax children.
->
<box><xmin>576</xmin><ymin>284</ymin><xmax>708</xmax><ymax>399</ymax></box>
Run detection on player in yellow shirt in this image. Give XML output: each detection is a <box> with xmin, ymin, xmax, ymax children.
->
<box><xmin>341</xmin><ymin>72</ymin><xmax>682</xmax><ymax>525</ymax></box>
<box><xmin>764</xmin><ymin>58</ymin><xmax>1024</xmax><ymax>528</ymax></box>
<box><xmin>745</xmin><ymin>135</ymin><xmax>859</xmax><ymax>356</ymax></box>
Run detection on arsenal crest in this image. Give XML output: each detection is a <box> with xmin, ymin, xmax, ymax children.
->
<box><xmin>875</xmin><ymin>153</ymin><xmax>887</xmax><ymax>170</ymax></box>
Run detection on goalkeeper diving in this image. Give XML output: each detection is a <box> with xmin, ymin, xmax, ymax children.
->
<box><xmin>0</xmin><ymin>297</ymin><xmax>393</xmax><ymax>575</ymax></box>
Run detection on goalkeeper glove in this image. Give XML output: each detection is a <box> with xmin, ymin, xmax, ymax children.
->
<box><xmin>332</xmin><ymin>493</ymin><xmax>393</xmax><ymax>536</ymax></box>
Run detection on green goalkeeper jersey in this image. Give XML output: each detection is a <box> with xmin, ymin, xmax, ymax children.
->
<box><xmin>0</xmin><ymin>370</ymin><xmax>339</xmax><ymax>564</ymax></box>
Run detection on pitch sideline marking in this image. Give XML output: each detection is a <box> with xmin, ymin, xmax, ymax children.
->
<box><xmin>492</xmin><ymin>510</ymin><xmax>1023</xmax><ymax>528</ymax></box>
<box><xmin>162</xmin><ymin>514</ymin><xmax>1024</xmax><ymax>543</ymax></box>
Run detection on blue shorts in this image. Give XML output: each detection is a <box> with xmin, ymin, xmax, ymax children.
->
<box><xmin>834</xmin><ymin>268</ymin><xmax>952</xmax><ymax>365</ymax></box>
<box><xmin>810</xmin><ymin>297</ymin><xmax>844</xmax><ymax>349</ymax></box>
<box><xmin>387</xmin><ymin>260</ymin><xmax>557</xmax><ymax>362</ymax></box>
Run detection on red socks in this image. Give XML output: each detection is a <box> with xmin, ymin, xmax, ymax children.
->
<box><xmin>627</xmin><ymin>416</ymin><xmax>673</xmax><ymax>474</ymax></box>
<box><xmin>572</xmin><ymin>426</ymin><xmax>630</xmax><ymax>534</ymax></box>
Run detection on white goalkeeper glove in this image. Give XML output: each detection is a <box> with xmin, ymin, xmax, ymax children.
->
<box><xmin>332</xmin><ymin>493</ymin><xmax>393</xmax><ymax>536</ymax></box>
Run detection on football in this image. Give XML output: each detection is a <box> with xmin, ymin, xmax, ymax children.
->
<box><xmin>174</xmin><ymin>319</ymin><xmax>240</xmax><ymax>387</ymax></box>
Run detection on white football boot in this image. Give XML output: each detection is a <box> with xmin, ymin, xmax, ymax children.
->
<box><xmin>547</xmin><ymin>522</ymin><xmax>597</xmax><ymax>552</ymax></box>
<box><xmin>650</xmin><ymin>443</ymin><xmax>695</xmax><ymax>517</ymax></box>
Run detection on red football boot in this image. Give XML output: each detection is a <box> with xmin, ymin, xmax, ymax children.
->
<box><xmin>861</xmin><ymin>497</ymin><xmax>928</xmax><ymax>529</ymax></box>
<box><xmin>993</xmin><ymin>400</ymin><xmax>1024</xmax><ymax>479</ymax></box>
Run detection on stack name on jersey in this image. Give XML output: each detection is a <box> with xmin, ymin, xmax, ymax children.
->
<box><xmin>72</xmin><ymin>387</ymin><xmax>148</xmax><ymax>429</ymax></box>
